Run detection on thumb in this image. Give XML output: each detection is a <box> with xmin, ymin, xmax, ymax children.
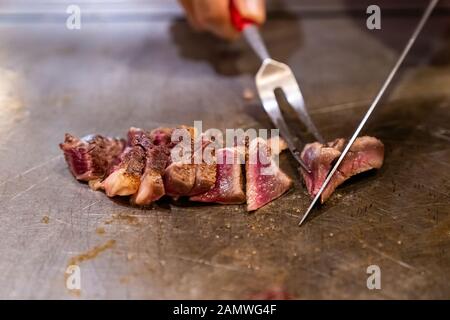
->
<box><xmin>233</xmin><ymin>0</ymin><xmax>266</xmax><ymax>25</ymax></box>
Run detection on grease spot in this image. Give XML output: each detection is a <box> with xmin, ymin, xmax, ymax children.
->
<box><xmin>41</xmin><ymin>215</ymin><xmax>50</xmax><ymax>224</ymax></box>
<box><xmin>68</xmin><ymin>239</ymin><xmax>116</xmax><ymax>266</ymax></box>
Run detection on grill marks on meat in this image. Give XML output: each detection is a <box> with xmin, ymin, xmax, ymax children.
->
<box><xmin>59</xmin><ymin>133</ymin><xmax>125</xmax><ymax>181</ymax></box>
<box><xmin>300</xmin><ymin>136</ymin><xmax>384</xmax><ymax>203</ymax></box>
<box><xmin>246</xmin><ymin>138</ymin><xmax>293</xmax><ymax>211</ymax></box>
<box><xmin>190</xmin><ymin>148</ymin><xmax>245</xmax><ymax>204</ymax></box>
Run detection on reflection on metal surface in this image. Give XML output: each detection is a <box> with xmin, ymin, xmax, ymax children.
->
<box><xmin>0</xmin><ymin>68</ymin><xmax>26</xmax><ymax>142</ymax></box>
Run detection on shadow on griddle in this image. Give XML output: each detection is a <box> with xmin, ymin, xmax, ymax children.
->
<box><xmin>169</xmin><ymin>7</ymin><xmax>303</xmax><ymax>76</ymax></box>
<box><xmin>109</xmin><ymin>194</ymin><xmax>219</xmax><ymax>211</ymax></box>
<box><xmin>109</xmin><ymin>195</ymin><xmax>170</xmax><ymax>211</ymax></box>
<box><xmin>296</xmin><ymin>169</ymin><xmax>380</xmax><ymax>223</ymax></box>
<box><xmin>338</xmin><ymin>169</ymin><xmax>380</xmax><ymax>190</ymax></box>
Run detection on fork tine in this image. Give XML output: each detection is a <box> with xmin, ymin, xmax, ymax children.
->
<box><xmin>258</xmin><ymin>89</ymin><xmax>311</xmax><ymax>173</ymax></box>
<box><xmin>281</xmin><ymin>82</ymin><xmax>324</xmax><ymax>143</ymax></box>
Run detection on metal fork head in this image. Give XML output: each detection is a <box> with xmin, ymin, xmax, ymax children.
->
<box><xmin>256</xmin><ymin>59</ymin><xmax>324</xmax><ymax>144</ymax></box>
<box><xmin>254</xmin><ymin>59</ymin><xmax>313</xmax><ymax>172</ymax></box>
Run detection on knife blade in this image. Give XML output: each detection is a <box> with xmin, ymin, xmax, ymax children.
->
<box><xmin>299</xmin><ymin>0</ymin><xmax>439</xmax><ymax>226</ymax></box>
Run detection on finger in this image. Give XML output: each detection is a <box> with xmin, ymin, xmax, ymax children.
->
<box><xmin>193</xmin><ymin>0</ymin><xmax>239</xmax><ymax>40</ymax></box>
<box><xmin>233</xmin><ymin>0</ymin><xmax>266</xmax><ymax>25</ymax></box>
<box><xmin>178</xmin><ymin>0</ymin><xmax>204</xmax><ymax>30</ymax></box>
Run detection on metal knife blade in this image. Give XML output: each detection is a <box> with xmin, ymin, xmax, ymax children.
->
<box><xmin>299</xmin><ymin>0</ymin><xmax>439</xmax><ymax>226</ymax></box>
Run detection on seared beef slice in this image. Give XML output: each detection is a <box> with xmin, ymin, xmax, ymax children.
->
<box><xmin>61</xmin><ymin>129</ymin><xmax>291</xmax><ymax>210</ymax></box>
<box><xmin>190</xmin><ymin>148</ymin><xmax>245</xmax><ymax>204</ymax></box>
<box><xmin>188</xmin><ymin>138</ymin><xmax>217</xmax><ymax>196</ymax></box>
<box><xmin>300</xmin><ymin>139</ymin><xmax>343</xmax><ymax>198</ymax></box>
<box><xmin>60</xmin><ymin>133</ymin><xmax>125</xmax><ymax>181</ymax></box>
<box><xmin>246</xmin><ymin>138</ymin><xmax>293</xmax><ymax>211</ymax></box>
<box><xmin>102</xmin><ymin>146</ymin><xmax>146</xmax><ymax>197</ymax></box>
<box><xmin>163</xmin><ymin>128</ymin><xmax>216</xmax><ymax>197</ymax></box>
<box><xmin>133</xmin><ymin>128</ymin><xmax>173</xmax><ymax>205</ymax></box>
<box><xmin>133</xmin><ymin>145</ymin><xmax>170</xmax><ymax>205</ymax></box>
<box><xmin>163</xmin><ymin>127</ymin><xmax>196</xmax><ymax>197</ymax></box>
<box><xmin>102</xmin><ymin>128</ymin><xmax>149</xmax><ymax>197</ymax></box>
<box><xmin>300</xmin><ymin>136</ymin><xmax>384</xmax><ymax>203</ymax></box>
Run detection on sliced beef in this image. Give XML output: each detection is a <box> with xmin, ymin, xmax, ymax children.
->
<box><xmin>150</xmin><ymin>127</ymin><xmax>174</xmax><ymax>147</ymax></box>
<box><xmin>163</xmin><ymin>127</ymin><xmax>217</xmax><ymax>198</ymax></box>
<box><xmin>127</xmin><ymin>127</ymin><xmax>152</xmax><ymax>149</ymax></box>
<box><xmin>300</xmin><ymin>136</ymin><xmax>384</xmax><ymax>203</ymax></box>
<box><xmin>187</xmin><ymin>138</ymin><xmax>217</xmax><ymax>196</ymax></box>
<box><xmin>61</xmin><ymin>128</ymin><xmax>293</xmax><ymax>210</ymax></box>
<box><xmin>164</xmin><ymin>163</ymin><xmax>196</xmax><ymax>197</ymax></box>
<box><xmin>190</xmin><ymin>148</ymin><xmax>245</xmax><ymax>204</ymax></box>
<box><xmin>163</xmin><ymin>126</ymin><xmax>196</xmax><ymax>197</ymax></box>
<box><xmin>246</xmin><ymin>138</ymin><xmax>293</xmax><ymax>211</ymax></box>
<box><xmin>132</xmin><ymin>128</ymin><xmax>174</xmax><ymax>205</ymax></box>
<box><xmin>132</xmin><ymin>145</ymin><xmax>171</xmax><ymax>205</ymax></box>
<box><xmin>188</xmin><ymin>162</ymin><xmax>217</xmax><ymax>196</ymax></box>
<box><xmin>300</xmin><ymin>139</ymin><xmax>343</xmax><ymax>198</ymax></box>
<box><xmin>102</xmin><ymin>128</ymin><xmax>149</xmax><ymax>197</ymax></box>
<box><xmin>102</xmin><ymin>146</ymin><xmax>146</xmax><ymax>197</ymax></box>
<box><xmin>59</xmin><ymin>133</ymin><xmax>125</xmax><ymax>181</ymax></box>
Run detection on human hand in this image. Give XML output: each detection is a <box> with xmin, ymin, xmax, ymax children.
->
<box><xmin>178</xmin><ymin>0</ymin><xmax>266</xmax><ymax>40</ymax></box>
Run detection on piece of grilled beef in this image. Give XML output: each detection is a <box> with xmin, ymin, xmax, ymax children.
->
<box><xmin>300</xmin><ymin>139</ymin><xmax>344</xmax><ymax>199</ymax></box>
<box><xmin>132</xmin><ymin>128</ymin><xmax>174</xmax><ymax>205</ymax></box>
<box><xmin>61</xmin><ymin>128</ymin><xmax>292</xmax><ymax>210</ymax></box>
<box><xmin>102</xmin><ymin>128</ymin><xmax>149</xmax><ymax>197</ymax></box>
<box><xmin>59</xmin><ymin>133</ymin><xmax>126</xmax><ymax>181</ymax></box>
<box><xmin>187</xmin><ymin>138</ymin><xmax>217</xmax><ymax>196</ymax></box>
<box><xmin>164</xmin><ymin>162</ymin><xmax>196</xmax><ymax>197</ymax></box>
<box><xmin>150</xmin><ymin>127</ymin><xmax>174</xmax><ymax>147</ymax></box>
<box><xmin>127</xmin><ymin>127</ymin><xmax>151</xmax><ymax>148</ymax></box>
<box><xmin>188</xmin><ymin>162</ymin><xmax>217</xmax><ymax>196</ymax></box>
<box><xmin>190</xmin><ymin>136</ymin><xmax>288</xmax><ymax>207</ymax></box>
<box><xmin>132</xmin><ymin>144</ymin><xmax>171</xmax><ymax>205</ymax></box>
<box><xmin>163</xmin><ymin>127</ymin><xmax>196</xmax><ymax>197</ymax></box>
<box><xmin>246</xmin><ymin>138</ymin><xmax>293</xmax><ymax>211</ymax></box>
<box><xmin>102</xmin><ymin>146</ymin><xmax>146</xmax><ymax>197</ymax></box>
<box><xmin>190</xmin><ymin>147</ymin><xmax>245</xmax><ymax>204</ymax></box>
<box><xmin>300</xmin><ymin>136</ymin><xmax>384</xmax><ymax>203</ymax></box>
<box><xmin>164</xmin><ymin>128</ymin><xmax>216</xmax><ymax>198</ymax></box>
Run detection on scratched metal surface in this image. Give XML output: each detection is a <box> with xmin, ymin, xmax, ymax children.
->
<box><xmin>0</xmin><ymin>3</ymin><xmax>450</xmax><ymax>299</ymax></box>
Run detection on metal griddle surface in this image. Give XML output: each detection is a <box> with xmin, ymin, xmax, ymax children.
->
<box><xmin>0</xmin><ymin>3</ymin><xmax>449</xmax><ymax>299</ymax></box>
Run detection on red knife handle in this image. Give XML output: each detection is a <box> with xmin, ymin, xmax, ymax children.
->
<box><xmin>230</xmin><ymin>0</ymin><xmax>256</xmax><ymax>31</ymax></box>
